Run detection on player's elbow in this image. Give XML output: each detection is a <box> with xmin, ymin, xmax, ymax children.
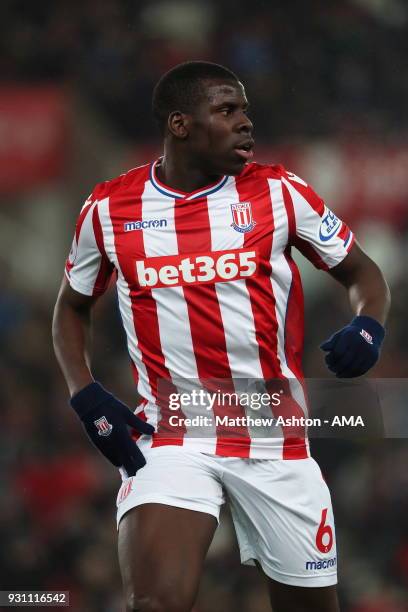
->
<box><xmin>383</xmin><ymin>275</ymin><xmax>391</xmax><ymax>311</ymax></box>
<box><xmin>51</xmin><ymin>288</ymin><xmax>90</xmax><ymax>357</ymax></box>
<box><xmin>52</xmin><ymin>289</ymin><xmax>70</xmax><ymax>341</ymax></box>
<box><xmin>51</xmin><ymin>298</ymin><xmax>64</xmax><ymax>350</ymax></box>
<box><xmin>365</xmin><ymin>258</ymin><xmax>391</xmax><ymax>315</ymax></box>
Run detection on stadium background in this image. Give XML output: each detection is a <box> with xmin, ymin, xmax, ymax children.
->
<box><xmin>1</xmin><ymin>1</ymin><xmax>408</xmax><ymax>610</ymax></box>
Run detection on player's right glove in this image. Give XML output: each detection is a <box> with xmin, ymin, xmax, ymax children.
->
<box><xmin>70</xmin><ymin>382</ymin><xmax>154</xmax><ymax>476</ymax></box>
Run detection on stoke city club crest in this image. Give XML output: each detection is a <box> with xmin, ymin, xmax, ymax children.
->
<box><xmin>230</xmin><ymin>201</ymin><xmax>256</xmax><ymax>233</ymax></box>
<box><xmin>94</xmin><ymin>416</ymin><xmax>113</xmax><ymax>436</ymax></box>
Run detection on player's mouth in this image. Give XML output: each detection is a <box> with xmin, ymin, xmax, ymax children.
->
<box><xmin>233</xmin><ymin>139</ymin><xmax>255</xmax><ymax>162</ymax></box>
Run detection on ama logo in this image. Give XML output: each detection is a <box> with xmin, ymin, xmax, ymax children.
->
<box><xmin>319</xmin><ymin>209</ymin><xmax>340</xmax><ymax>242</ymax></box>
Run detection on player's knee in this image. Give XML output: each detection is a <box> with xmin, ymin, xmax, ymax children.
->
<box><xmin>126</xmin><ymin>589</ymin><xmax>189</xmax><ymax>612</ymax></box>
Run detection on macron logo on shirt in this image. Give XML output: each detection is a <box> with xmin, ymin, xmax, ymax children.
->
<box><xmin>124</xmin><ymin>219</ymin><xmax>167</xmax><ymax>232</ymax></box>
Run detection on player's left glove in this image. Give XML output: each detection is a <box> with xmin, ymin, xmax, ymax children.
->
<box><xmin>70</xmin><ymin>382</ymin><xmax>155</xmax><ymax>476</ymax></box>
<box><xmin>320</xmin><ymin>315</ymin><xmax>385</xmax><ymax>378</ymax></box>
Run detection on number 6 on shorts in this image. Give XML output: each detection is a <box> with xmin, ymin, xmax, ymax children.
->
<box><xmin>316</xmin><ymin>508</ymin><xmax>334</xmax><ymax>554</ymax></box>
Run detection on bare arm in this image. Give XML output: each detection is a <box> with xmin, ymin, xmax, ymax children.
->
<box><xmin>328</xmin><ymin>242</ymin><xmax>391</xmax><ymax>325</ymax></box>
<box><xmin>52</xmin><ymin>276</ymin><xmax>154</xmax><ymax>473</ymax></box>
<box><xmin>52</xmin><ymin>276</ymin><xmax>98</xmax><ymax>397</ymax></box>
<box><xmin>320</xmin><ymin>242</ymin><xmax>390</xmax><ymax>377</ymax></box>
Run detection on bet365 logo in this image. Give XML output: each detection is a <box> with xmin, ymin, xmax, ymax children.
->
<box><xmin>135</xmin><ymin>248</ymin><xmax>258</xmax><ymax>289</ymax></box>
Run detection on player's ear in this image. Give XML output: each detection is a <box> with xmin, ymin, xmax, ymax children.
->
<box><xmin>168</xmin><ymin>111</ymin><xmax>190</xmax><ymax>139</ymax></box>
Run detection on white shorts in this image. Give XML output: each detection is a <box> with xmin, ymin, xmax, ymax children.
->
<box><xmin>116</xmin><ymin>447</ymin><xmax>337</xmax><ymax>588</ymax></box>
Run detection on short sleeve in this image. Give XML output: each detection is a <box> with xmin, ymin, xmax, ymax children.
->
<box><xmin>281</xmin><ymin>170</ymin><xmax>354</xmax><ymax>270</ymax></box>
<box><xmin>65</xmin><ymin>195</ymin><xmax>114</xmax><ymax>296</ymax></box>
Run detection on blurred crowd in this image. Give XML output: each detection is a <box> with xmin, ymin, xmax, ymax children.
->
<box><xmin>1</xmin><ymin>1</ymin><xmax>408</xmax><ymax>611</ymax></box>
<box><xmin>2</xmin><ymin>0</ymin><xmax>408</xmax><ymax>142</ymax></box>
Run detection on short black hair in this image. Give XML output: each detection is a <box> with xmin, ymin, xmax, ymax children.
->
<box><xmin>152</xmin><ymin>61</ymin><xmax>239</xmax><ymax>133</ymax></box>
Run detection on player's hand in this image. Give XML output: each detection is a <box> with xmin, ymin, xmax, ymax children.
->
<box><xmin>70</xmin><ymin>382</ymin><xmax>155</xmax><ymax>476</ymax></box>
<box><xmin>320</xmin><ymin>315</ymin><xmax>385</xmax><ymax>378</ymax></box>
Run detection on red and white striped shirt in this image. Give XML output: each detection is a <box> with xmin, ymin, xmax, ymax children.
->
<box><xmin>65</xmin><ymin>160</ymin><xmax>354</xmax><ymax>459</ymax></box>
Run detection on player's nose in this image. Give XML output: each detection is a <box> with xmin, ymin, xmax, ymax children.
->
<box><xmin>235</xmin><ymin>111</ymin><xmax>253</xmax><ymax>134</ymax></box>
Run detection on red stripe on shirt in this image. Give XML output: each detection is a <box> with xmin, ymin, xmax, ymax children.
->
<box><xmin>130</xmin><ymin>359</ymin><xmax>139</xmax><ymax>387</ymax></box>
<box><xmin>346</xmin><ymin>234</ymin><xmax>355</xmax><ymax>252</ymax></box>
<box><xmin>283</xmin><ymin>249</ymin><xmax>305</xmax><ymax>381</ymax></box>
<box><xmin>281</xmin><ymin>181</ymin><xmax>328</xmax><ymax>270</ymax></box>
<box><xmin>338</xmin><ymin>222</ymin><xmax>355</xmax><ymax>252</ymax></box>
<box><xmin>281</xmin><ymin>183</ymin><xmax>305</xmax><ymax>381</ymax></box>
<box><xmin>174</xmin><ymin>196</ymin><xmax>251</xmax><ymax>457</ymax></box>
<box><xmin>91</xmin><ymin>204</ymin><xmax>114</xmax><ymax>295</ymax></box>
<box><xmin>293</xmin><ymin>236</ymin><xmax>330</xmax><ymax>271</ymax></box>
<box><xmin>75</xmin><ymin>200</ymin><xmax>93</xmax><ymax>241</ymax></box>
<box><xmin>235</xmin><ymin>175</ymin><xmax>281</xmax><ymax>379</ymax></box>
<box><xmin>337</xmin><ymin>221</ymin><xmax>348</xmax><ymax>241</ymax></box>
<box><xmin>280</xmin><ymin>181</ymin><xmax>309</xmax><ymax>457</ymax></box>
<box><xmin>109</xmin><ymin>168</ymin><xmax>185</xmax><ymax>447</ymax></box>
<box><xmin>65</xmin><ymin>201</ymin><xmax>94</xmax><ymax>277</ymax></box>
<box><xmin>236</xmin><ymin>174</ymin><xmax>307</xmax><ymax>459</ymax></box>
<box><xmin>285</xmin><ymin>177</ymin><xmax>325</xmax><ymax>216</ymax></box>
<box><xmin>282</xmin><ymin>179</ymin><xmax>329</xmax><ymax>270</ymax></box>
<box><xmin>282</xmin><ymin>246</ymin><xmax>310</xmax><ymax>457</ymax></box>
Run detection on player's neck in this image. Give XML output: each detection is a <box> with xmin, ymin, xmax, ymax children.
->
<box><xmin>156</xmin><ymin>153</ymin><xmax>222</xmax><ymax>195</ymax></box>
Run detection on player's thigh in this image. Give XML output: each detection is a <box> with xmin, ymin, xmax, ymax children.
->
<box><xmin>118</xmin><ymin>503</ymin><xmax>217</xmax><ymax>612</ymax></box>
<box><xmin>116</xmin><ymin>448</ymin><xmax>223</xmax><ymax>611</ymax></box>
<box><xmin>266</xmin><ymin>576</ymin><xmax>339</xmax><ymax>612</ymax></box>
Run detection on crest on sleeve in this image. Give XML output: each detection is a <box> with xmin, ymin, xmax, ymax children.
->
<box><xmin>230</xmin><ymin>202</ymin><xmax>256</xmax><ymax>233</ymax></box>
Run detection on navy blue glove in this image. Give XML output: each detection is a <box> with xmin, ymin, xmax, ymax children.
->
<box><xmin>70</xmin><ymin>382</ymin><xmax>154</xmax><ymax>476</ymax></box>
<box><xmin>320</xmin><ymin>315</ymin><xmax>385</xmax><ymax>378</ymax></box>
